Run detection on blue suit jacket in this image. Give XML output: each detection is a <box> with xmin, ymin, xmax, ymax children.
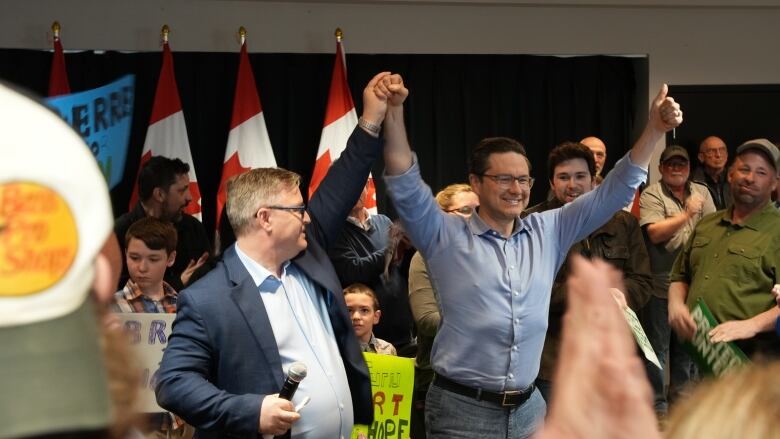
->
<box><xmin>155</xmin><ymin>127</ymin><xmax>381</xmax><ymax>438</ymax></box>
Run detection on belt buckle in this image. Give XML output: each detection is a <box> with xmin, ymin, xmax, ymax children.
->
<box><xmin>501</xmin><ymin>390</ymin><xmax>522</xmax><ymax>407</ymax></box>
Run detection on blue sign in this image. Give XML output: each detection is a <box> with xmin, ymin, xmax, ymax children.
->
<box><xmin>46</xmin><ymin>75</ymin><xmax>135</xmax><ymax>188</ymax></box>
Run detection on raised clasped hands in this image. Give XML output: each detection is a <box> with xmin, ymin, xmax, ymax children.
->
<box><xmin>362</xmin><ymin>72</ymin><xmax>408</xmax><ymax>127</ymax></box>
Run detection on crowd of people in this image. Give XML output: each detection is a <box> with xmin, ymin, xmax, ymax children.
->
<box><xmin>3</xmin><ymin>68</ymin><xmax>780</xmax><ymax>439</ymax></box>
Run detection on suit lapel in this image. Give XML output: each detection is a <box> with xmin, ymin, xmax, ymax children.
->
<box><xmin>224</xmin><ymin>247</ymin><xmax>284</xmax><ymax>388</ymax></box>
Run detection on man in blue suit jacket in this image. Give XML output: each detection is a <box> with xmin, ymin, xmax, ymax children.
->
<box><xmin>156</xmin><ymin>72</ymin><xmax>397</xmax><ymax>438</ymax></box>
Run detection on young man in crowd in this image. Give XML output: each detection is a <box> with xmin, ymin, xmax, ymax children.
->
<box><xmin>523</xmin><ymin>141</ymin><xmax>653</xmax><ymax>402</ymax></box>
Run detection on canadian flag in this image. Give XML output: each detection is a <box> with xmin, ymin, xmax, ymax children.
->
<box><xmin>129</xmin><ymin>40</ymin><xmax>202</xmax><ymax>220</ymax></box>
<box><xmin>48</xmin><ymin>29</ymin><xmax>70</xmax><ymax>97</ymax></box>
<box><xmin>309</xmin><ymin>38</ymin><xmax>377</xmax><ymax>213</ymax></box>
<box><xmin>216</xmin><ymin>40</ymin><xmax>276</xmax><ymax>231</ymax></box>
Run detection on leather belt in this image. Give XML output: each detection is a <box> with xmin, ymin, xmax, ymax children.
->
<box><xmin>433</xmin><ymin>374</ymin><xmax>534</xmax><ymax>408</ymax></box>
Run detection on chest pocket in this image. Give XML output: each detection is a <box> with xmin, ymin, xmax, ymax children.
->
<box><xmin>688</xmin><ymin>236</ymin><xmax>711</xmax><ymax>268</ymax></box>
<box><xmin>602</xmin><ymin>243</ymin><xmax>630</xmax><ymax>265</ymax></box>
<box><xmin>723</xmin><ymin>243</ymin><xmax>762</xmax><ymax>280</ymax></box>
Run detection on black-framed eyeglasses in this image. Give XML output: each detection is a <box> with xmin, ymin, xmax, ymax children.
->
<box><xmin>480</xmin><ymin>174</ymin><xmax>535</xmax><ymax>189</ymax></box>
<box><xmin>262</xmin><ymin>205</ymin><xmax>307</xmax><ymax>218</ymax></box>
<box><xmin>702</xmin><ymin>147</ymin><xmax>727</xmax><ymax>157</ymax></box>
<box><xmin>445</xmin><ymin>206</ymin><xmax>478</xmax><ymax>216</ymax></box>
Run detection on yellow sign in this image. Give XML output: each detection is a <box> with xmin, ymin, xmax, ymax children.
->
<box><xmin>352</xmin><ymin>353</ymin><xmax>414</xmax><ymax>439</ymax></box>
<box><xmin>0</xmin><ymin>182</ymin><xmax>77</xmax><ymax>296</ymax></box>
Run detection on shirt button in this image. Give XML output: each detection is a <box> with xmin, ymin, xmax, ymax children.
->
<box><xmin>508</xmin><ymin>373</ymin><xmax>514</xmax><ymax>379</ymax></box>
<box><xmin>514</xmin><ymin>319</ymin><xmax>520</xmax><ymax>325</ymax></box>
<box><xmin>339</xmin><ymin>403</ymin><xmax>345</xmax><ymax>410</ymax></box>
<box><xmin>704</xmin><ymin>275</ymin><xmax>709</xmax><ymax>280</ymax></box>
<box><xmin>513</xmin><ymin>291</ymin><xmax>519</xmax><ymax>297</ymax></box>
<box><xmin>510</xmin><ymin>265</ymin><xmax>516</xmax><ymax>269</ymax></box>
<box><xmin>512</xmin><ymin>345</ymin><xmax>518</xmax><ymax>351</ymax></box>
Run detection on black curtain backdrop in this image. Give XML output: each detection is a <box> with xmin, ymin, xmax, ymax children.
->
<box><xmin>0</xmin><ymin>49</ymin><xmax>642</xmax><ymax>242</ymax></box>
<box><xmin>666</xmin><ymin>84</ymin><xmax>780</xmax><ymax>167</ymax></box>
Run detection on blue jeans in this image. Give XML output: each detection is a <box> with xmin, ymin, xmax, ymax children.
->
<box><xmin>641</xmin><ymin>295</ymin><xmax>698</xmax><ymax>414</ymax></box>
<box><xmin>425</xmin><ymin>382</ymin><xmax>546</xmax><ymax>439</ymax></box>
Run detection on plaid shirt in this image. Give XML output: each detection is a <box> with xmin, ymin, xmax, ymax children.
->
<box><xmin>112</xmin><ymin>280</ymin><xmax>178</xmax><ymax>314</ymax></box>
<box><xmin>360</xmin><ymin>334</ymin><xmax>397</xmax><ymax>356</ymax></box>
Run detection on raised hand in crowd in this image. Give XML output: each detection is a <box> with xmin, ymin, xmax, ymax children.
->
<box><xmin>538</xmin><ymin>256</ymin><xmax>660</xmax><ymax>439</ymax></box>
<box><xmin>181</xmin><ymin>250</ymin><xmax>209</xmax><ymax>286</ymax></box>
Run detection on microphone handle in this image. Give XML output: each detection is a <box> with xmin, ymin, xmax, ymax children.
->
<box><xmin>278</xmin><ymin>378</ymin><xmax>300</xmax><ymax>400</ymax></box>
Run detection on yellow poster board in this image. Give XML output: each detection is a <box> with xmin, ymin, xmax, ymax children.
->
<box><xmin>351</xmin><ymin>353</ymin><xmax>415</xmax><ymax>439</ymax></box>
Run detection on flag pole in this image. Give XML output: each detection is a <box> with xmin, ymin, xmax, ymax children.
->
<box><xmin>335</xmin><ymin>27</ymin><xmax>343</xmax><ymax>42</ymax></box>
<box><xmin>239</xmin><ymin>26</ymin><xmax>246</xmax><ymax>46</ymax></box>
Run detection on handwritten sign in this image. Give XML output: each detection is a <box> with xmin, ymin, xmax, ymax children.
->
<box><xmin>46</xmin><ymin>75</ymin><xmax>134</xmax><ymax>188</ymax></box>
<box><xmin>117</xmin><ymin>313</ymin><xmax>176</xmax><ymax>412</ymax></box>
<box><xmin>352</xmin><ymin>353</ymin><xmax>414</xmax><ymax>439</ymax></box>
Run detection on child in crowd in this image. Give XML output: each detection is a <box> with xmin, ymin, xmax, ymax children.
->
<box><xmin>113</xmin><ymin>217</ymin><xmax>192</xmax><ymax>439</ymax></box>
<box><xmin>344</xmin><ymin>283</ymin><xmax>397</xmax><ymax>355</ymax></box>
<box><xmin>114</xmin><ymin>217</ymin><xmax>178</xmax><ymax>313</ymax></box>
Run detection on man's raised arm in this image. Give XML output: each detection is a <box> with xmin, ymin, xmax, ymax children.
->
<box><xmin>377</xmin><ymin>74</ymin><xmax>412</xmax><ymax>175</ymax></box>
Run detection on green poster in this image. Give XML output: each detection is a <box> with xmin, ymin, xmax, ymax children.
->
<box><xmin>351</xmin><ymin>353</ymin><xmax>415</xmax><ymax>439</ymax></box>
<box><xmin>683</xmin><ymin>298</ymin><xmax>750</xmax><ymax>376</ymax></box>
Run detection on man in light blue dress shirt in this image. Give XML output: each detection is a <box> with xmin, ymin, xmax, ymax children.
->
<box><xmin>375</xmin><ymin>75</ymin><xmax>683</xmax><ymax>439</ymax></box>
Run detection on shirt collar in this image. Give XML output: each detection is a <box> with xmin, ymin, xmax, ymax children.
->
<box><xmin>659</xmin><ymin>179</ymin><xmax>692</xmax><ymax>202</ymax></box>
<box><xmin>720</xmin><ymin>201</ymin><xmax>776</xmax><ymax>231</ymax></box>
<box><xmin>361</xmin><ymin>333</ymin><xmax>379</xmax><ymax>352</ymax></box>
<box><xmin>122</xmin><ymin>279</ymin><xmax>177</xmax><ymax>301</ymax></box>
<box><xmin>467</xmin><ymin>209</ymin><xmax>530</xmax><ymax>239</ymax></box>
<box><xmin>234</xmin><ymin>242</ymin><xmax>290</xmax><ymax>290</ymax></box>
<box><xmin>346</xmin><ymin>210</ymin><xmax>372</xmax><ymax>231</ymax></box>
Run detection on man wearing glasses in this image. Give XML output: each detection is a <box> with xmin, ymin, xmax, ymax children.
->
<box><xmin>156</xmin><ymin>72</ymin><xmax>395</xmax><ymax>439</ymax></box>
<box><xmin>691</xmin><ymin>135</ymin><xmax>732</xmax><ymax>210</ymax></box>
<box><xmin>379</xmin><ymin>73</ymin><xmax>682</xmax><ymax>438</ymax></box>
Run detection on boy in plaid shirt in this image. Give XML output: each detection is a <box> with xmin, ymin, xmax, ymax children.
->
<box><xmin>114</xmin><ymin>217</ymin><xmax>178</xmax><ymax>314</ymax></box>
<box><xmin>113</xmin><ymin>217</ymin><xmax>192</xmax><ymax>438</ymax></box>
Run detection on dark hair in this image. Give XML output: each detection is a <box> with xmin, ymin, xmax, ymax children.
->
<box><xmin>138</xmin><ymin>156</ymin><xmax>190</xmax><ymax>201</ymax></box>
<box><xmin>125</xmin><ymin>217</ymin><xmax>178</xmax><ymax>254</ymax></box>
<box><xmin>547</xmin><ymin>141</ymin><xmax>597</xmax><ymax>179</ymax></box>
<box><xmin>468</xmin><ymin>137</ymin><xmax>530</xmax><ymax>177</ymax></box>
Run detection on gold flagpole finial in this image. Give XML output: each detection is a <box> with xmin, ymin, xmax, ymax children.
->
<box><xmin>335</xmin><ymin>28</ymin><xmax>343</xmax><ymax>42</ymax></box>
<box><xmin>239</xmin><ymin>26</ymin><xmax>247</xmax><ymax>45</ymax></box>
<box><xmin>161</xmin><ymin>25</ymin><xmax>170</xmax><ymax>43</ymax></box>
<box><xmin>51</xmin><ymin>21</ymin><xmax>61</xmax><ymax>39</ymax></box>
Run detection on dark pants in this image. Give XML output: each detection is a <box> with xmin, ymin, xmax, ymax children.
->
<box><xmin>641</xmin><ymin>295</ymin><xmax>698</xmax><ymax>414</ymax></box>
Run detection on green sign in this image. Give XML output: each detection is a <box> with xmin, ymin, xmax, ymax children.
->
<box><xmin>352</xmin><ymin>353</ymin><xmax>414</xmax><ymax>439</ymax></box>
<box><xmin>683</xmin><ymin>298</ymin><xmax>750</xmax><ymax>376</ymax></box>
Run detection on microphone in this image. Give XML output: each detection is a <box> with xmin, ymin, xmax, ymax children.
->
<box><xmin>278</xmin><ymin>362</ymin><xmax>307</xmax><ymax>401</ymax></box>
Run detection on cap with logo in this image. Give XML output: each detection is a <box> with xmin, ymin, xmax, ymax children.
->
<box><xmin>0</xmin><ymin>83</ymin><xmax>114</xmax><ymax>437</ymax></box>
<box><xmin>660</xmin><ymin>145</ymin><xmax>690</xmax><ymax>163</ymax></box>
<box><xmin>736</xmin><ymin>138</ymin><xmax>780</xmax><ymax>170</ymax></box>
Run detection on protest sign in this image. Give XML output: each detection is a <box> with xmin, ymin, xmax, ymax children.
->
<box><xmin>46</xmin><ymin>74</ymin><xmax>134</xmax><ymax>188</ymax></box>
<box><xmin>117</xmin><ymin>312</ymin><xmax>175</xmax><ymax>412</ymax></box>
<box><xmin>352</xmin><ymin>353</ymin><xmax>415</xmax><ymax>439</ymax></box>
